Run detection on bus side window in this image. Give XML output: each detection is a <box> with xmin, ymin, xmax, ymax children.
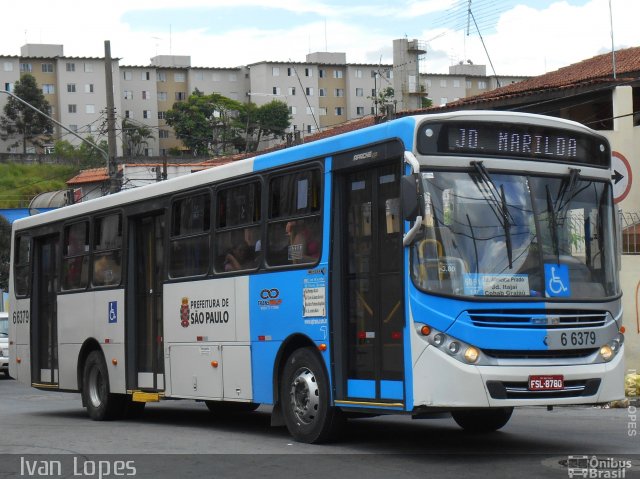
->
<box><xmin>92</xmin><ymin>213</ymin><xmax>122</xmax><ymax>287</ymax></box>
<box><xmin>266</xmin><ymin>169</ymin><xmax>322</xmax><ymax>267</ymax></box>
<box><xmin>169</xmin><ymin>193</ymin><xmax>211</xmax><ymax>278</ymax></box>
<box><xmin>62</xmin><ymin>221</ymin><xmax>90</xmax><ymax>291</ymax></box>
<box><xmin>14</xmin><ymin>235</ymin><xmax>31</xmax><ymax>296</ymax></box>
<box><xmin>214</xmin><ymin>181</ymin><xmax>261</xmax><ymax>273</ymax></box>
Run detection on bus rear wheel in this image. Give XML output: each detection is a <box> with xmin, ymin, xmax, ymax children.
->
<box><xmin>281</xmin><ymin>347</ymin><xmax>343</xmax><ymax>443</ymax></box>
<box><xmin>82</xmin><ymin>350</ymin><xmax>123</xmax><ymax>421</ymax></box>
<box><xmin>451</xmin><ymin>407</ymin><xmax>514</xmax><ymax>432</ymax></box>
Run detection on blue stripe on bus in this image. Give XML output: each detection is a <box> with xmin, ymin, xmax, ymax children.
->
<box><xmin>250</xmin><ymin>117</ymin><xmax>417</xmax><ymax>173</ymax></box>
<box><xmin>347</xmin><ymin>379</ymin><xmax>376</xmax><ymax>399</ymax></box>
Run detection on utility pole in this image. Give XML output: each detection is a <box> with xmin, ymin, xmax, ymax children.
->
<box><xmin>104</xmin><ymin>40</ymin><xmax>120</xmax><ymax>193</ymax></box>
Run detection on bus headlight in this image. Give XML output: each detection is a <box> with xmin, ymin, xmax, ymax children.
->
<box><xmin>463</xmin><ymin>347</ymin><xmax>480</xmax><ymax>364</ymax></box>
<box><xmin>599</xmin><ymin>345</ymin><xmax>613</xmax><ymax>361</ymax></box>
<box><xmin>448</xmin><ymin>341</ymin><xmax>460</xmax><ymax>354</ymax></box>
<box><xmin>433</xmin><ymin>333</ymin><xmax>445</xmax><ymax>346</ymax></box>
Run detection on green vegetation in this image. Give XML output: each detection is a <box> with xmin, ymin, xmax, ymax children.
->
<box><xmin>0</xmin><ymin>162</ymin><xmax>80</xmax><ymax>208</ymax></box>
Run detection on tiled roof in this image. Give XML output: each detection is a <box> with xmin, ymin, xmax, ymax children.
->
<box><xmin>66</xmin><ymin>167</ymin><xmax>111</xmax><ymax>185</ymax></box>
<box><xmin>426</xmin><ymin>46</ymin><xmax>640</xmax><ymax>110</ymax></box>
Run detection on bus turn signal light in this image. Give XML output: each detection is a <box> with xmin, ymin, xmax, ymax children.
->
<box><xmin>211</xmin><ymin>361</ymin><xmax>219</xmax><ymax>368</ymax></box>
<box><xmin>112</xmin><ymin>358</ymin><xmax>118</xmax><ymax>366</ymax></box>
<box><xmin>318</xmin><ymin>344</ymin><xmax>327</xmax><ymax>352</ymax></box>
<box><xmin>420</xmin><ymin>325</ymin><xmax>431</xmax><ymax>336</ymax></box>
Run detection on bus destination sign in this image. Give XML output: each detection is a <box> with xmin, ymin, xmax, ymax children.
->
<box><xmin>417</xmin><ymin>121</ymin><xmax>610</xmax><ymax>167</ymax></box>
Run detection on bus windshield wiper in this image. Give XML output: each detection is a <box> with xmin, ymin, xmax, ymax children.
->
<box><xmin>471</xmin><ymin>161</ymin><xmax>514</xmax><ymax>269</ymax></box>
<box><xmin>555</xmin><ymin>168</ymin><xmax>581</xmax><ymax>214</ymax></box>
<box><xmin>546</xmin><ymin>184</ymin><xmax>560</xmax><ymax>264</ymax></box>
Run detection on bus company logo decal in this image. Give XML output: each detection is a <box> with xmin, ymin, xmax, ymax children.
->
<box><xmin>353</xmin><ymin>150</ymin><xmax>377</xmax><ymax>162</ymax></box>
<box><xmin>565</xmin><ymin>455</ymin><xmax>633</xmax><ymax>478</ymax></box>
<box><xmin>180</xmin><ymin>297</ymin><xmax>190</xmax><ymax>328</ymax></box>
<box><xmin>258</xmin><ymin>288</ymin><xmax>282</xmax><ymax>310</ymax></box>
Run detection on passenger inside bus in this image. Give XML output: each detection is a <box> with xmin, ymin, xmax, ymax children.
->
<box><xmin>286</xmin><ymin>220</ymin><xmax>320</xmax><ymax>263</ymax></box>
<box><xmin>224</xmin><ymin>240</ymin><xmax>252</xmax><ymax>271</ymax></box>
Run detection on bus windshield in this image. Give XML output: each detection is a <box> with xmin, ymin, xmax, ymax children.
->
<box><xmin>411</xmin><ymin>170</ymin><xmax>619</xmax><ymax>300</ymax></box>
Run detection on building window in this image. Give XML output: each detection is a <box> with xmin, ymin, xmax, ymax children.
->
<box><xmin>143</xmin><ymin>110</ymin><xmax>151</xmax><ymax>119</ymax></box>
<box><xmin>125</xmin><ymin>110</ymin><xmax>132</xmax><ymax>119</ymax></box>
<box><xmin>319</xmin><ymin>108</ymin><xmax>327</xmax><ymax>116</ymax></box>
<box><xmin>159</xmin><ymin>129</ymin><xmax>169</xmax><ymax>139</ymax></box>
<box><xmin>305</xmin><ymin>68</ymin><xmax>312</xmax><ymax>77</ymax></box>
<box><xmin>307</xmin><ymin>125</ymin><xmax>312</xmax><ymax>133</ymax></box>
<box><xmin>142</xmin><ymin>90</ymin><xmax>151</xmax><ymax>100</ymax></box>
<box><xmin>123</xmin><ymin>90</ymin><xmax>132</xmax><ymax>100</ymax></box>
<box><xmin>66</xmin><ymin>62</ymin><xmax>75</xmax><ymax>72</ymax></box>
<box><xmin>355</xmin><ymin>88</ymin><xmax>363</xmax><ymax>97</ymax></box>
<box><xmin>440</xmin><ymin>97</ymin><xmax>448</xmax><ymax>106</ymax></box>
<box><xmin>305</xmin><ymin>87</ymin><xmax>313</xmax><ymax>96</ymax></box>
<box><xmin>356</xmin><ymin>106</ymin><xmax>365</xmax><ymax>116</ymax></box>
<box><xmin>158</xmin><ymin>111</ymin><xmax>166</xmax><ymax>120</ymax></box>
<box><xmin>288</xmin><ymin>87</ymin><xmax>296</xmax><ymax>96</ymax></box>
<box><xmin>175</xmin><ymin>92</ymin><xmax>186</xmax><ymax>101</ymax></box>
<box><xmin>212</xmin><ymin>72</ymin><xmax>221</xmax><ymax>82</ymax></box>
<box><xmin>453</xmin><ymin>79</ymin><xmax>460</xmax><ymax>88</ymax></box>
<box><xmin>42</xmin><ymin>84</ymin><xmax>55</xmax><ymax>94</ymax></box>
<box><xmin>306</xmin><ymin>107</ymin><xmax>314</xmax><ymax>115</ymax></box>
<box><xmin>289</xmin><ymin>106</ymin><xmax>297</xmax><ymax>114</ymax></box>
<box><xmin>157</xmin><ymin>92</ymin><xmax>167</xmax><ymax>101</ymax></box>
<box><xmin>85</xmin><ymin>84</ymin><xmax>94</xmax><ymax>93</ymax></box>
<box><xmin>68</xmin><ymin>104</ymin><xmax>77</xmax><ymax>114</ymax></box>
<box><xmin>174</xmin><ymin>72</ymin><xmax>186</xmax><ymax>82</ymax></box>
<box><xmin>426</xmin><ymin>79</ymin><xmax>432</xmax><ymax>87</ymax></box>
<box><xmin>3</xmin><ymin>62</ymin><xmax>13</xmax><ymax>72</ymax></box>
<box><xmin>228</xmin><ymin>73</ymin><xmax>237</xmax><ymax>82</ymax></box>
<box><xmin>333</xmin><ymin>70</ymin><xmax>343</xmax><ymax>79</ymax></box>
<box><xmin>354</xmin><ymin>69</ymin><xmax>363</xmax><ymax>78</ymax></box>
<box><xmin>478</xmin><ymin>81</ymin><xmax>487</xmax><ymax>89</ymax></box>
<box><xmin>20</xmin><ymin>63</ymin><xmax>32</xmax><ymax>73</ymax></box>
<box><xmin>194</xmin><ymin>71</ymin><xmax>205</xmax><ymax>81</ymax></box>
<box><xmin>68</xmin><ymin>84</ymin><xmax>77</xmax><ymax>93</ymax></box>
<box><xmin>84</xmin><ymin>63</ymin><xmax>93</xmax><ymax>73</ymax></box>
<box><xmin>41</xmin><ymin>63</ymin><xmax>54</xmax><ymax>73</ymax></box>
<box><xmin>287</xmin><ymin>67</ymin><xmax>293</xmax><ymax>77</ymax></box>
<box><xmin>386</xmin><ymin>70</ymin><xmax>393</xmax><ymax>79</ymax></box>
<box><xmin>4</xmin><ymin>82</ymin><xmax>13</xmax><ymax>92</ymax></box>
<box><xmin>86</xmin><ymin>104</ymin><xmax>95</xmax><ymax>114</ymax></box>
<box><xmin>335</xmin><ymin>88</ymin><xmax>344</xmax><ymax>97</ymax></box>
<box><xmin>143</xmin><ymin>71</ymin><xmax>151</xmax><ymax>80</ymax></box>
<box><xmin>440</xmin><ymin>79</ymin><xmax>447</xmax><ymax>87</ymax></box>
<box><xmin>466</xmin><ymin>80</ymin><xmax>472</xmax><ymax>88</ymax></box>
<box><xmin>335</xmin><ymin>107</ymin><xmax>343</xmax><ymax>116</ymax></box>
<box><xmin>157</xmin><ymin>71</ymin><xmax>166</xmax><ymax>82</ymax></box>
<box><xmin>273</xmin><ymin>86</ymin><xmax>281</xmax><ymax>95</ymax></box>
<box><xmin>69</xmin><ymin>124</ymin><xmax>78</xmax><ymax>132</ymax></box>
<box><xmin>319</xmin><ymin>69</ymin><xmax>325</xmax><ymax>78</ymax></box>
<box><xmin>123</xmin><ymin>71</ymin><xmax>132</xmax><ymax>81</ymax></box>
<box><xmin>319</xmin><ymin>88</ymin><xmax>326</xmax><ymax>97</ymax></box>
<box><xmin>272</xmin><ymin>67</ymin><xmax>280</xmax><ymax>77</ymax></box>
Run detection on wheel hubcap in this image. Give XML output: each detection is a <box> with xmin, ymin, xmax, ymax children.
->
<box><xmin>289</xmin><ymin>367</ymin><xmax>319</xmax><ymax>425</ymax></box>
<box><xmin>88</xmin><ymin>367</ymin><xmax>105</xmax><ymax>408</ymax></box>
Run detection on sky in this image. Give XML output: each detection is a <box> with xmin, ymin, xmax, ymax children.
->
<box><xmin>2</xmin><ymin>0</ymin><xmax>638</xmax><ymax>76</ymax></box>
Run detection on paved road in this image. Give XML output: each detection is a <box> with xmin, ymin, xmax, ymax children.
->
<box><xmin>0</xmin><ymin>376</ymin><xmax>638</xmax><ymax>478</ymax></box>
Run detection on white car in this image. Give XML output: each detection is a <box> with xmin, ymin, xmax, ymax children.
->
<box><xmin>0</xmin><ymin>312</ymin><xmax>8</xmax><ymax>377</ymax></box>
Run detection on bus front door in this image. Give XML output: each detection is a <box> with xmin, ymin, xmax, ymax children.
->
<box><xmin>31</xmin><ymin>234</ymin><xmax>59</xmax><ymax>386</ymax></box>
<box><xmin>128</xmin><ymin>213</ymin><xmax>165</xmax><ymax>392</ymax></box>
<box><xmin>333</xmin><ymin>159</ymin><xmax>405</xmax><ymax>406</ymax></box>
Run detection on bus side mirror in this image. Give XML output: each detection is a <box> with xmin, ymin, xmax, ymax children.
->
<box><xmin>401</xmin><ymin>175</ymin><xmax>421</xmax><ymax>221</ymax></box>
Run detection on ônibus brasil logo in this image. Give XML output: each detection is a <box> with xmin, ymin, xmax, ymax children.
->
<box><xmin>180</xmin><ymin>297</ymin><xmax>190</xmax><ymax>328</ymax></box>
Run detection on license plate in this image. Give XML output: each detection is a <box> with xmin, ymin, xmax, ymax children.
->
<box><xmin>528</xmin><ymin>375</ymin><xmax>564</xmax><ymax>391</ymax></box>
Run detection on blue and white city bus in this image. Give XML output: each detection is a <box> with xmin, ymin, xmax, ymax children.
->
<box><xmin>8</xmin><ymin>111</ymin><xmax>624</xmax><ymax>443</ymax></box>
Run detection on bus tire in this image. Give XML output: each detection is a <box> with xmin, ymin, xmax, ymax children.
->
<box><xmin>82</xmin><ymin>350</ymin><xmax>123</xmax><ymax>421</ymax></box>
<box><xmin>281</xmin><ymin>347</ymin><xmax>343</xmax><ymax>443</ymax></box>
<box><xmin>204</xmin><ymin>401</ymin><xmax>260</xmax><ymax>414</ymax></box>
<box><xmin>451</xmin><ymin>407</ymin><xmax>514</xmax><ymax>432</ymax></box>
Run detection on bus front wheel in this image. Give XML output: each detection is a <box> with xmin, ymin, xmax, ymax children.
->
<box><xmin>281</xmin><ymin>347</ymin><xmax>343</xmax><ymax>443</ymax></box>
<box><xmin>451</xmin><ymin>407</ymin><xmax>514</xmax><ymax>432</ymax></box>
<box><xmin>82</xmin><ymin>350</ymin><xmax>123</xmax><ymax>421</ymax></box>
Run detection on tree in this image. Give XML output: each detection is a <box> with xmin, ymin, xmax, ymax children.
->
<box><xmin>53</xmin><ymin>137</ymin><xmax>108</xmax><ymax>167</ymax></box>
<box><xmin>0</xmin><ymin>214</ymin><xmax>10</xmax><ymax>292</ymax></box>
<box><xmin>369</xmin><ymin>86</ymin><xmax>395</xmax><ymax>116</ymax></box>
<box><xmin>240</xmin><ymin>100</ymin><xmax>291</xmax><ymax>152</ymax></box>
<box><xmin>122</xmin><ymin>119</ymin><xmax>154</xmax><ymax>158</ymax></box>
<box><xmin>165</xmin><ymin>90</ymin><xmax>244</xmax><ymax>156</ymax></box>
<box><xmin>0</xmin><ymin>74</ymin><xmax>53</xmax><ymax>153</ymax></box>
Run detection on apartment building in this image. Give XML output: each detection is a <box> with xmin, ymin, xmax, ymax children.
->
<box><xmin>0</xmin><ymin>44</ymin><xmax>121</xmax><ymax>154</ymax></box>
<box><xmin>0</xmin><ymin>42</ymin><xmax>527</xmax><ymax>157</ymax></box>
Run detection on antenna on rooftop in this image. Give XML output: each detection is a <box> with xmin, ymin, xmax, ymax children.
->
<box><xmin>609</xmin><ymin>0</ymin><xmax>617</xmax><ymax>79</ymax></box>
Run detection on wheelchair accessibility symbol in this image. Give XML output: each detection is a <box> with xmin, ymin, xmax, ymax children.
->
<box><xmin>108</xmin><ymin>301</ymin><xmax>118</xmax><ymax>323</ymax></box>
<box><xmin>544</xmin><ymin>264</ymin><xmax>570</xmax><ymax>297</ymax></box>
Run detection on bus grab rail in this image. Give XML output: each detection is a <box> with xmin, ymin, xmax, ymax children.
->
<box><xmin>403</xmin><ymin>151</ymin><xmax>422</xmax><ymax>246</ymax></box>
